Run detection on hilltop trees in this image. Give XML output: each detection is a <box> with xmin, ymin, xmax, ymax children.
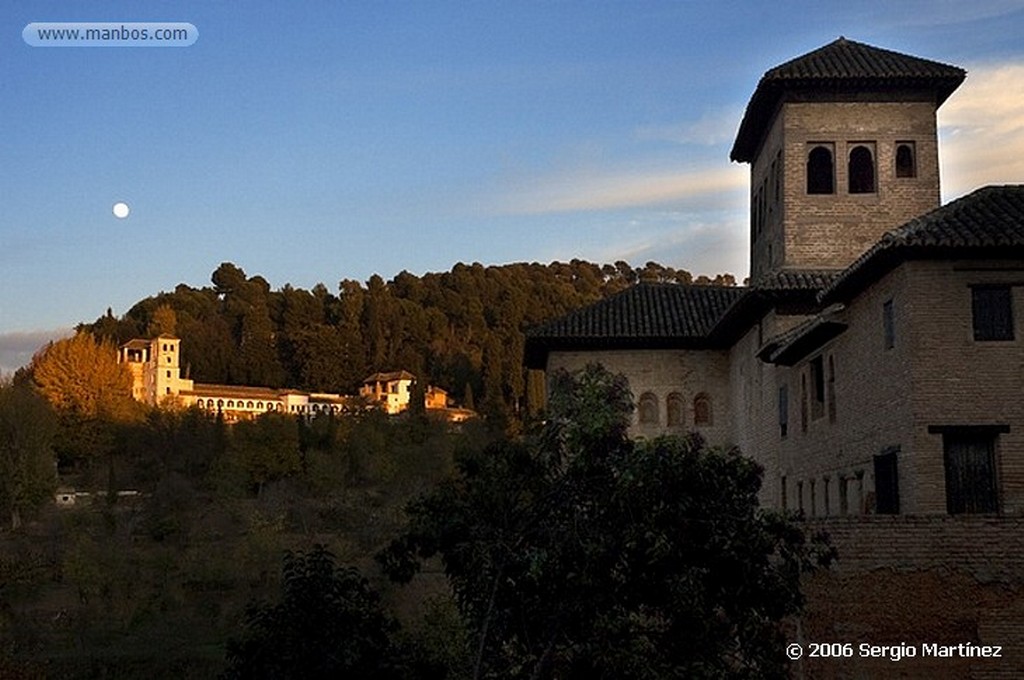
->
<box><xmin>30</xmin><ymin>332</ymin><xmax>136</xmax><ymax>421</ymax></box>
<box><xmin>381</xmin><ymin>365</ymin><xmax>832</xmax><ymax>679</ymax></box>
<box><xmin>83</xmin><ymin>260</ymin><xmax>736</xmax><ymax>429</ymax></box>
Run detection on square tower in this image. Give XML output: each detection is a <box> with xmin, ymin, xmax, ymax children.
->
<box><xmin>731</xmin><ymin>38</ymin><xmax>965</xmax><ymax>282</ymax></box>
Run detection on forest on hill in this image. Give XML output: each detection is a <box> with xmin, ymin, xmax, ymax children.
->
<box><xmin>82</xmin><ymin>260</ymin><xmax>738</xmax><ymax>424</ymax></box>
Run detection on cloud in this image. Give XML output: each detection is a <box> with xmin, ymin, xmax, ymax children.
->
<box><xmin>0</xmin><ymin>328</ymin><xmax>73</xmax><ymax>377</ymax></box>
<box><xmin>495</xmin><ymin>165</ymin><xmax>747</xmax><ymax>216</ymax></box>
<box><xmin>634</xmin><ymin>108</ymin><xmax>744</xmax><ymax>147</ymax></box>
<box><xmin>939</xmin><ymin>61</ymin><xmax>1024</xmax><ymax>198</ymax></box>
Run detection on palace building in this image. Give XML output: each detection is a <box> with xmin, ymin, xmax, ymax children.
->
<box><xmin>119</xmin><ymin>335</ymin><xmax>473</xmax><ymax>422</ymax></box>
<box><xmin>526</xmin><ymin>38</ymin><xmax>1024</xmax><ymax>518</ymax></box>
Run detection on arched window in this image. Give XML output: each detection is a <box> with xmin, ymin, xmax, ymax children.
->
<box><xmin>227</xmin><ymin>400</ymin><xmax>234</xmax><ymax>408</ymax></box>
<box><xmin>895</xmin><ymin>143</ymin><xmax>916</xmax><ymax>178</ymax></box>
<box><xmin>217</xmin><ymin>399</ymin><xmax>224</xmax><ymax>409</ymax></box>
<box><xmin>666</xmin><ymin>392</ymin><xmax>685</xmax><ymax>427</ymax></box>
<box><xmin>693</xmin><ymin>393</ymin><xmax>713</xmax><ymax>426</ymax></box>
<box><xmin>638</xmin><ymin>392</ymin><xmax>659</xmax><ymax>425</ymax></box>
<box><xmin>246</xmin><ymin>401</ymin><xmax>254</xmax><ymax>409</ymax></box>
<box><xmin>848</xmin><ymin>145</ymin><xmax>875</xmax><ymax>193</ymax></box>
<box><xmin>807</xmin><ymin>145</ymin><xmax>834</xmax><ymax>194</ymax></box>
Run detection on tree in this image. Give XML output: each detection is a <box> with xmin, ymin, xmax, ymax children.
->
<box><xmin>224</xmin><ymin>545</ymin><xmax>438</xmax><ymax>679</ymax></box>
<box><xmin>230</xmin><ymin>412</ymin><xmax>302</xmax><ymax>496</ymax></box>
<box><xmin>30</xmin><ymin>332</ymin><xmax>137</xmax><ymax>421</ymax></box>
<box><xmin>381</xmin><ymin>364</ymin><xmax>833</xmax><ymax>679</ymax></box>
<box><xmin>0</xmin><ymin>382</ymin><xmax>58</xmax><ymax>529</ymax></box>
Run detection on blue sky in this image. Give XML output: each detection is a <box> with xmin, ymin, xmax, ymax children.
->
<box><xmin>3</xmin><ymin>1</ymin><xmax>1024</xmax><ymax>373</ymax></box>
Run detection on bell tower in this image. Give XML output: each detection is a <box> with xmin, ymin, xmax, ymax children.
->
<box><xmin>730</xmin><ymin>38</ymin><xmax>965</xmax><ymax>282</ymax></box>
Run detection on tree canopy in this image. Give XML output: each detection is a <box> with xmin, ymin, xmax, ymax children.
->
<box><xmin>30</xmin><ymin>332</ymin><xmax>137</xmax><ymax>421</ymax></box>
<box><xmin>223</xmin><ymin>545</ymin><xmax>439</xmax><ymax>679</ymax></box>
<box><xmin>0</xmin><ymin>381</ymin><xmax>58</xmax><ymax>529</ymax></box>
<box><xmin>81</xmin><ymin>260</ymin><xmax>737</xmax><ymax>428</ymax></box>
<box><xmin>380</xmin><ymin>364</ymin><xmax>833</xmax><ymax>679</ymax></box>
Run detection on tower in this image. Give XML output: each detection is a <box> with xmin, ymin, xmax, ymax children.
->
<box><xmin>730</xmin><ymin>38</ymin><xmax>965</xmax><ymax>281</ymax></box>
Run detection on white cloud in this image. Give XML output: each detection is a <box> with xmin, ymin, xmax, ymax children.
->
<box><xmin>939</xmin><ymin>61</ymin><xmax>1024</xmax><ymax>199</ymax></box>
<box><xmin>0</xmin><ymin>328</ymin><xmax>73</xmax><ymax>377</ymax></box>
<box><xmin>495</xmin><ymin>165</ymin><xmax>747</xmax><ymax>215</ymax></box>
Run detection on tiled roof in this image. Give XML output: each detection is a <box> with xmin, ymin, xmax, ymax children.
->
<box><xmin>524</xmin><ymin>283</ymin><xmax>745</xmax><ymax>367</ymax></box>
<box><xmin>732</xmin><ymin>38</ymin><xmax>965</xmax><ymax>162</ymax></box>
<box><xmin>751</xmin><ymin>269</ymin><xmax>840</xmax><ymax>292</ymax></box>
<box><xmin>363</xmin><ymin>370</ymin><xmax>416</xmax><ymax>383</ymax></box>
<box><xmin>823</xmin><ymin>185</ymin><xmax>1024</xmax><ymax>302</ymax></box>
<box><xmin>184</xmin><ymin>383</ymin><xmax>283</xmax><ymax>399</ymax></box>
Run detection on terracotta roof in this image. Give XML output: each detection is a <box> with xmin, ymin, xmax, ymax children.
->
<box><xmin>731</xmin><ymin>38</ymin><xmax>965</xmax><ymax>162</ymax></box>
<box><xmin>823</xmin><ymin>185</ymin><xmax>1024</xmax><ymax>302</ymax></box>
<box><xmin>184</xmin><ymin>383</ymin><xmax>283</xmax><ymax>400</ymax></box>
<box><xmin>363</xmin><ymin>370</ymin><xmax>416</xmax><ymax>383</ymax></box>
<box><xmin>524</xmin><ymin>283</ymin><xmax>745</xmax><ymax>367</ymax></box>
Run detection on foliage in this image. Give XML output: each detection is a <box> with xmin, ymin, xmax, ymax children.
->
<box><xmin>83</xmin><ymin>260</ymin><xmax>736</xmax><ymax>429</ymax></box>
<box><xmin>223</xmin><ymin>545</ymin><xmax>440</xmax><ymax>679</ymax></box>
<box><xmin>381</xmin><ymin>365</ymin><xmax>833</xmax><ymax>679</ymax></box>
<box><xmin>30</xmin><ymin>332</ymin><xmax>138</xmax><ymax>421</ymax></box>
<box><xmin>230</xmin><ymin>412</ymin><xmax>302</xmax><ymax>495</ymax></box>
<box><xmin>0</xmin><ymin>382</ymin><xmax>58</xmax><ymax>529</ymax></box>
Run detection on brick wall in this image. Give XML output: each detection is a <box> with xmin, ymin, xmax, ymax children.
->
<box><xmin>795</xmin><ymin>516</ymin><xmax>1024</xmax><ymax>679</ymax></box>
<box><xmin>748</xmin><ymin>99</ymin><xmax>941</xmax><ymax>280</ymax></box>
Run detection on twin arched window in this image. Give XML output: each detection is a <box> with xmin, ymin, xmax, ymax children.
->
<box><xmin>808</xmin><ymin>143</ymin><xmax>879</xmax><ymax>195</ymax></box>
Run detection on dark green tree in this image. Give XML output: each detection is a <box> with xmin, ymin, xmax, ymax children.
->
<box><xmin>224</xmin><ymin>545</ymin><xmax>439</xmax><ymax>679</ymax></box>
<box><xmin>0</xmin><ymin>383</ymin><xmax>58</xmax><ymax>529</ymax></box>
<box><xmin>381</xmin><ymin>364</ymin><xmax>833</xmax><ymax>679</ymax></box>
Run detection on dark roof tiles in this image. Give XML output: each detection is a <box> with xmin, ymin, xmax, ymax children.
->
<box><xmin>732</xmin><ymin>38</ymin><xmax>965</xmax><ymax>162</ymax></box>
<box><xmin>527</xmin><ymin>282</ymin><xmax>745</xmax><ymax>342</ymax></box>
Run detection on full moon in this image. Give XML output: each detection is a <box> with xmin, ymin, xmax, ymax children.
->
<box><xmin>112</xmin><ymin>202</ymin><xmax>130</xmax><ymax>219</ymax></box>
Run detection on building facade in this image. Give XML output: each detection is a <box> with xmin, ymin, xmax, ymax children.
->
<box><xmin>120</xmin><ymin>335</ymin><xmax>471</xmax><ymax>422</ymax></box>
<box><xmin>526</xmin><ymin>38</ymin><xmax>1024</xmax><ymax>518</ymax></box>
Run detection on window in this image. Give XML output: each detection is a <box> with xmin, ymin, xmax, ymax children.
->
<box><xmin>848</xmin><ymin>144</ymin><xmax>875</xmax><ymax>193</ymax></box>
<box><xmin>666</xmin><ymin>392</ymin><xmax>684</xmax><ymax>427</ymax></box>
<box><xmin>809</xmin><ymin>479</ymin><xmax>817</xmax><ymax>517</ymax></box>
<box><xmin>807</xmin><ymin>144</ymin><xmax>834</xmax><ymax>194</ymax></box>
<box><xmin>693</xmin><ymin>393</ymin><xmax>713</xmax><ymax>426</ymax></box>
<box><xmin>895</xmin><ymin>142</ymin><xmax>916</xmax><ymax>178</ymax></box>
<box><xmin>778</xmin><ymin>385</ymin><xmax>789</xmax><ymax>438</ymax></box>
<box><xmin>810</xmin><ymin>356</ymin><xmax>825</xmax><ymax>420</ymax></box>
<box><xmin>638</xmin><ymin>392</ymin><xmax>659</xmax><ymax>424</ymax></box>
<box><xmin>839</xmin><ymin>476</ymin><xmax>849</xmax><ymax>515</ymax></box>
<box><xmin>822</xmin><ymin>476</ymin><xmax>831</xmax><ymax>517</ymax></box>
<box><xmin>827</xmin><ymin>355</ymin><xmax>836</xmax><ymax>424</ymax></box>
<box><xmin>883</xmin><ymin>299</ymin><xmax>895</xmax><ymax>349</ymax></box>
<box><xmin>166</xmin><ymin>370</ymin><xmax>171</xmax><ymax>378</ymax></box>
<box><xmin>972</xmin><ymin>285</ymin><xmax>1014</xmax><ymax>341</ymax></box>
<box><xmin>781</xmin><ymin>476</ymin><xmax>788</xmax><ymax>511</ymax></box>
<box><xmin>797</xmin><ymin>481</ymin><xmax>804</xmax><ymax>513</ymax></box>
<box><xmin>800</xmin><ymin>375</ymin><xmax>808</xmax><ymax>433</ymax></box>
<box><xmin>941</xmin><ymin>430</ymin><xmax>1001</xmax><ymax>514</ymax></box>
<box><xmin>874</xmin><ymin>448</ymin><xmax>900</xmax><ymax>514</ymax></box>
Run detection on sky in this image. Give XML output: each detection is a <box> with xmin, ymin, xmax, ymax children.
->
<box><xmin>2</xmin><ymin>1</ymin><xmax>1024</xmax><ymax>374</ymax></box>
